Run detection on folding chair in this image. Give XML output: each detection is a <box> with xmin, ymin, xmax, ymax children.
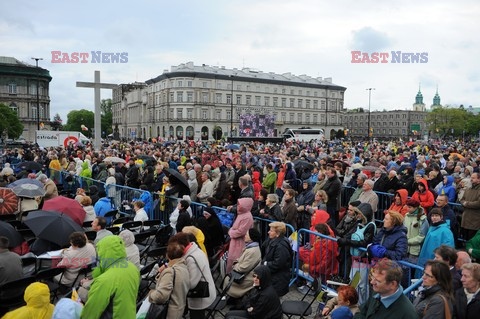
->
<box><xmin>82</xmin><ymin>221</ymin><xmax>92</xmax><ymax>229</ymax></box>
<box><xmin>206</xmin><ymin>274</ymin><xmax>237</xmax><ymax>319</ymax></box>
<box><xmin>137</xmin><ymin>261</ymin><xmax>157</xmax><ymax>302</ymax></box>
<box><xmin>0</xmin><ymin>276</ymin><xmax>35</xmax><ymax>315</ymax></box>
<box><xmin>282</xmin><ymin>285</ymin><xmax>326</xmax><ymax>318</ymax></box>
<box><xmin>35</xmin><ymin>267</ymin><xmax>66</xmax><ymax>302</ymax></box>
<box><xmin>106</xmin><ymin>226</ymin><xmax>121</xmax><ymax>235</ymax></box>
<box><xmin>104</xmin><ymin>210</ymin><xmax>118</xmax><ymax>225</ymax></box>
<box><xmin>21</xmin><ymin>256</ymin><xmax>37</xmax><ymax>276</ymax></box>
<box><xmin>17</xmin><ymin>228</ymin><xmax>35</xmax><ymax>240</ymax></box>
<box><xmin>142</xmin><ymin>219</ymin><xmax>162</xmax><ymax>229</ymax></box>
<box><xmin>66</xmin><ymin>263</ymin><xmax>93</xmax><ymax>290</ymax></box>
<box><xmin>144</xmin><ymin>247</ymin><xmax>167</xmax><ymax>265</ymax></box>
<box><xmin>85</xmin><ymin>231</ymin><xmax>97</xmax><ymax>241</ymax></box>
<box><xmin>112</xmin><ymin>216</ymin><xmax>130</xmax><ymax>225</ymax></box>
<box><xmin>7</xmin><ymin>220</ymin><xmax>22</xmax><ymax>229</ymax></box>
<box><xmin>0</xmin><ymin>214</ymin><xmax>16</xmax><ymax>222</ymax></box>
<box><xmin>122</xmin><ymin>221</ymin><xmax>143</xmax><ymax>232</ymax></box>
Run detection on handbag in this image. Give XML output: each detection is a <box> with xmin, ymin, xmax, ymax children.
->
<box><xmin>145</xmin><ymin>267</ymin><xmax>176</xmax><ymax>319</ymax></box>
<box><xmin>232</xmin><ymin>259</ymin><xmax>261</xmax><ymax>284</ymax></box>
<box><xmin>424</xmin><ymin>293</ymin><xmax>451</xmax><ymax>319</ymax></box>
<box><xmin>187</xmin><ymin>256</ymin><xmax>210</xmax><ymax>298</ymax></box>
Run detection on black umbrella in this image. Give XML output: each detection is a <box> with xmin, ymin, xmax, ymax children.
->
<box><xmin>24</xmin><ymin>210</ymin><xmax>83</xmax><ymax>247</ymax></box>
<box><xmin>0</xmin><ymin>221</ymin><xmax>23</xmax><ymax>247</ymax></box>
<box><xmin>292</xmin><ymin>159</ymin><xmax>314</xmax><ymax>171</ymax></box>
<box><xmin>164</xmin><ymin>168</ymin><xmax>189</xmax><ymax>189</ymax></box>
<box><xmin>17</xmin><ymin>161</ymin><xmax>43</xmax><ymax>171</ymax></box>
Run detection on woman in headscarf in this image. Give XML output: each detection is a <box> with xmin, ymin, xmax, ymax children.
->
<box><xmin>2</xmin><ymin>282</ymin><xmax>54</xmax><ymax>319</ymax></box>
<box><xmin>196</xmin><ymin>206</ymin><xmax>224</xmax><ymax>257</ymax></box>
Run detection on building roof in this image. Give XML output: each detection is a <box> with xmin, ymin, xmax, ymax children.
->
<box><xmin>146</xmin><ymin>62</ymin><xmax>346</xmax><ymax>91</ymax></box>
<box><xmin>0</xmin><ymin>56</ymin><xmax>52</xmax><ymax>81</ymax></box>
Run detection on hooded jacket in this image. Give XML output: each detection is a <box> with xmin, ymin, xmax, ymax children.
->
<box><xmin>388</xmin><ymin>189</ymin><xmax>409</xmax><ymax>216</ymax></box>
<box><xmin>439</xmin><ymin>175</ymin><xmax>456</xmax><ymax>202</ymax></box>
<box><xmin>403</xmin><ymin>206</ymin><xmax>429</xmax><ymax>256</ymax></box>
<box><xmin>2</xmin><ymin>282</ymin><xmax>54</xmax><ymax>319</ymax></box>
<box><xmin>96</xmin><ymin>163</ymin><xmax>108</xmax><ymax>182</ymax></box>
<box><xmin>252</xmin><ymin>171</ymin><xmax>262</xmax><ymax>200</ymax></box>
<box><xmin>81</xmin><ymin>235</ymin><xmax>140</xmax><ymax>319</ymax></box>
<box><xmin>118</xmin><ymin>230</ymin><xmax>141</xmax><ymax>269</ymax></box>
<box><xmin>79</xmin><ymin>161</ymin><xmax>92</xmax><ymax>179</ymax></box>
<box><xmin>94</xmin><ymin>197</ymin><xmax>114</xmax><ymax>223</ymax></box>
<box><xmin>300</xmin><ymin>226</ymin><xmax>338</xmax><ymax>278</ymax></box>
<box><xmin>372</xmin><ymin>225</ymin><xmax>408</xmax><ymax>260</ymax></box>
<box><xmin>243</xmin><ymin>265</ymin><xmax>283</xmax><ymax>319</ymax></box>
<box><xmin>411</xmin><ymin>179</ymin><xmax>435</xmax><ymax>211</ymax></box>
<box><xmin>262</xmin><ymin>170</ymin><xmax>277</xmax><ymax>194</ymax></box>
<box><xmin>297</xmin><ymin>181</ymin><xmax>315</xmax><ymax>207</ymax></box>
<box><xmin>417</xmin><ymin>221</ymin><xmax>455</xmax><ymax>275</ymax></box>
<box><xmin>227</xmin><ymin>198</ymin><xmax>254</xmax><ymax>273</ymax></box>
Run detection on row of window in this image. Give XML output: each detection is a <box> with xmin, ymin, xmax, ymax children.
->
<box><xmin>153</xmin><ymin>79</ymin><xmax>342</xmax><ymax>98</ymax></box>
<box><xmin>345</xmin><ymin>121</ymin><xmax>423</xmax><ymax>127</ymax></box>
<box><xmin>345</xmin><ymin>113</ymin><xmax>425</xmax><ymax>121</ymax></box>
<box><xmin>5</xmin><ymin>83</ymin><xmax>46</xmax><ymax>95</ymax></box>
<box><xmin>152</xmin><ymin>91</ymin><xmax>340</xmax><ymax>110</ymax></box>
<box><xmin>350</xmin><ymin>128</ymin><xmax>423</xmax><ymax>135</ymax></box>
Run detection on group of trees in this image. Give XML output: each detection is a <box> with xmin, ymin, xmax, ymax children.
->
<box><xmin>426</xmin><ymin>106</ymin><xmax>480</xmax><ymax>138</ymax></box>
<box><xmin>0</xmin><ymin>103</ymin><xmax>23</xmax><ymax>140</ymax></box>
<box><xmin>52</xmin><ymin>99</ymin><xmax>113</xmax><ymax>138</ymax></box>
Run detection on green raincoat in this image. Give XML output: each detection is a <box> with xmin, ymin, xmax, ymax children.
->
<box><xmin>81</xmin><ymin>235</ymin><xmax>140</xmax><ymax>319</ymax></box>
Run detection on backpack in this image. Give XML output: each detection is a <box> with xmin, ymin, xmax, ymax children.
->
<box><xmin>350</xmin><ymin>222</ymin><xmax>376</xmax><ymax>256</ymax></box>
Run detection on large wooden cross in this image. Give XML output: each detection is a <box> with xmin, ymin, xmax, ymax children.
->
<box><xmin>76</xmin><ymin>71</ymin><xmax>117</xmax><ymax>150</ymax></box>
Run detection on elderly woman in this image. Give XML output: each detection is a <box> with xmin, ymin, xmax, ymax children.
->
<box><xmin>80</xmin><ymin>196</ymin><xmax>96</xmax><ymax>224</ymax></box>
<box><xmin>225</xmin><ymin>228</ymin><xmax>262</xmax><ymax>300</ymax></box>
<box><xmin>148</xmin><ymin>242</ymin><xmax>190</xmax><ymax>319</ymax></box>
<box><xmin>118</xmin><ymin>230</ymin><xmax>141</xmax><ymax>269</ymax></box>
<box><xmin>259</xmin><ymin>194</ymin><xmax>283</xmax><ymax>221</ymax></box>
<box><xmin>369</xmin><ymin>211</ymin><xmax>407</xmax><ymax>261</ymax></box>
<box><xmin>37</xmin><ymin>174</ymin><xmax>58</xmax><ymax>200</ymax></box>
<box><xmin>262</xmin><ymin>221</ymin><xmax>293</xmax><ymax>297</ymax></box>
<box><xmin>413</xmin><ymin>260</ymin><xmax>454</xmax><ymax>318</ymax></box>
<box><xmin>455</xmin><ymin>262</ymin><xmax>480</xmax><ymax>319</ymax></box>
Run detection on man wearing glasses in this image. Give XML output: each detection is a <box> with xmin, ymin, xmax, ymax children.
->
<box><xmin>354</xmin><ymin>259</ymin><xmax>418</xmax><ymax>318</ymax></box>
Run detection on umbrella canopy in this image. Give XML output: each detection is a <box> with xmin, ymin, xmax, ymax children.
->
<box><xmin>104</xmin><ymin>156</ymin><xmax>126</xmax><ymax>164</ymax></box>
<box><xmin>0</xmin><ymin>188</ymin><xmax>18</xmax><ymax>215</ymax></box>
<box><xmin>24</xmin><ymin>210</ymin><xmax>83</xmax><ymax>247</ymax></box>
<box><xmin>0</xmin><ymin>221</ymin><xmax>23</xmax><ymax>247</ymax></box>
<box><xmin>164</xmin><ymin>168</ymin><xmax>189</xmax><ymax>189</ymax></box>
<box><xmin>226</xmin><ymin>144</ymin><xmax>240</xmax><ymax>150</ymax></box>
<box><xmin>17</xmin><ymin>161</ymin><xmax>43</xmax><ymax>171</ymax></box>
<box><xmin>361</xmin><ymin>166</ymin><xmax>386</xmax><ymax>173</ymax></box>
<box><xmin>292</xmin><ymin>159</ymin><xmax>314</xmax><ymax>171</ymax></box>
<box><xmin>12</xmin><ymin>183</ymin><xmax>46</xmax><ymax>198</ymax></box>
<box><xmin>8</xmin><ymin>178</ymin><xmax>44</xmax><ymax>189</ymax></box>
<box><xmin>42</xmin><ymin>196</ymin><xmax>86</xmax><ymax>225</ymax></box>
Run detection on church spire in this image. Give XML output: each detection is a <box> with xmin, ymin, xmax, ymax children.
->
<box><xmin>433</xmin><ymin>85</ymin><xmax>441</xmax><ymax>106</ymax></box>
<box><xmin>415</xmin><ymin>83</ymin><xmax>423</xmax><ymax>104</ymax></box>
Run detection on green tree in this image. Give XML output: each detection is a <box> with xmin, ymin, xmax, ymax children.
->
<box><xmin>50</xmin><ymin>113</ymin><xmax>63</xmax><ymax>131</ymax></box>
<box><xmin>63</xmin><ymin>109</ymin><xmax>94</xmax><ymax>137</ymax></box>
<box><xmin>425</xmin><ymin>106</ymin><xmax>468</xmax><ymax>136</ymax></box>
<box><xmin>0</xmin><ymin>103</ymin><xmax>23</xmax><ymax>139</ymax></box>
<box><xmin>101</xmin><ymin>99</ymin><xmax>113</xmax><ymax>137</ymax></box>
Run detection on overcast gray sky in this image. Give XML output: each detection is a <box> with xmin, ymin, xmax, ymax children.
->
<box><xmin>1</xmin><ymin>0</ymin><xmax>479</xmax><ymax>122</ymax></box>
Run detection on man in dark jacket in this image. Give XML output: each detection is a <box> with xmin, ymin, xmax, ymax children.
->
<box><xmin>354</xmin><ymin>259</ymin><xmax>418</xmax><ymax>319</ymax></box>
<box><xmin>125</xmin><ymin>159</ymin><xmax>140</xmax><ymax>188</ymax></box>
<box><xmin>322</xmin><ymin>167</ymin><xmax>342</xmax><ymax>226</ymax></box>
<box><xmin>372</xmin><ymin>170</ymin><xmax>389</xmax><ymax>192</ymax></box>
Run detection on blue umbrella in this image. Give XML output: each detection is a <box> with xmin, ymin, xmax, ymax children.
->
<box><xmin>8</xmin><ymin>178</ymin><xmax>44</xmax><ymax>189</ymax></box>
<box><xmin>226</xmin><ymin>144</ymin><xmax>240</xmax><ymax>150</ymax></box>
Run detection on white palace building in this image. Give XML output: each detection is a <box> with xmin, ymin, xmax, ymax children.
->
<box><xmin>112</xmin><ymin>62</ymin><xmax>346</xmax><ymax>140</ymax></box>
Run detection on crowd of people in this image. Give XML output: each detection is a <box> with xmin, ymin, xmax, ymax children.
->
<box><xmin>1</xmin><ymin>138</ymin><xmax>480</xmax><ymax>318</ymax></box>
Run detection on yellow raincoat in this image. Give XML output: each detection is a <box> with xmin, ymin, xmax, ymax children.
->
<box><xmin>1</xmin><ymin>282</ymin><xmax>54</xmax><ymax>319</ymax></box>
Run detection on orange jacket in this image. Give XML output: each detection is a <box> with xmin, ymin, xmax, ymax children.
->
<box><xmin>387</xmin><ymin>189</ymin><xmax>409</xmax><ymax>216</ymax></box>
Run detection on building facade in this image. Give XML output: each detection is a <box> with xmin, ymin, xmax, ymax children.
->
<box><xmin>0</xmin><ymin>56</ymin><xmax>52</xmax><ymax>142</ymax></box>
<box><xmin>112</xmin><ymin>62</ymin><xmax>346</xmax><ymax>140</ymax></box>
<box><xmin>342</xmin><ymin>109</ymin><xmax>427</xmax><ymax>139</ymax></box>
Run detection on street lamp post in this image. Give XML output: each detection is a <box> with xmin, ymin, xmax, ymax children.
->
<box><xmin>31</xmin><ymin>57</ymin><xmax>43</xmax><ymax>131</ymax></box>
<box><xmin>230</xmin><ymin>75</ymin><xmax>234</xmax><ymax>138</ymax></box>
<box><xmin>366</xmin><ymin>88</ymin><xmax>375</xmax><ymax>140</ymax></box>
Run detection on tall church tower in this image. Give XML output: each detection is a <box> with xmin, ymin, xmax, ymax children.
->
<box><xmin>413</xmin><ymin>84</ymin><xmax>426</xmax><ymax>111</ymax></box>
<box><xmin>431</xmin><ymin>86</ymin><xmax>441</xmax><ymax>109</ymax></box>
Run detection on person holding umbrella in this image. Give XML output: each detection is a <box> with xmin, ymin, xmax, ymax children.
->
<box><xmin>0</xmin><ymin>236</ymin><xmax>23</xmax><ymax>285</ymax></box>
